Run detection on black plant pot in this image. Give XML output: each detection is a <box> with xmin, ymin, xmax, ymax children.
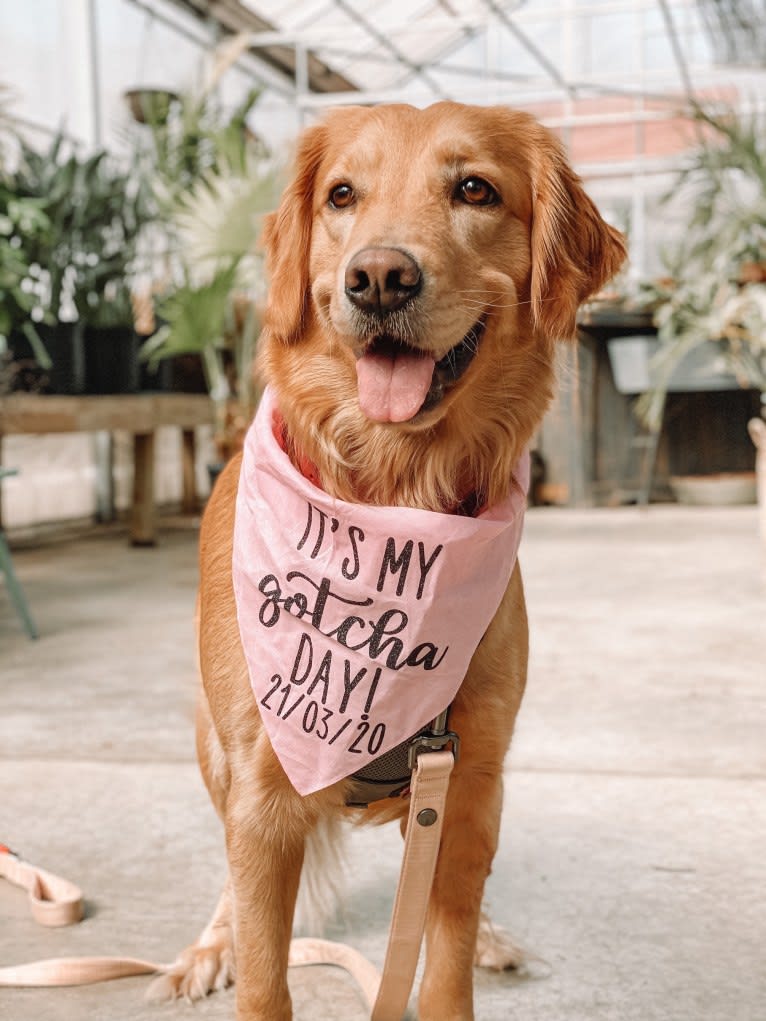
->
<box><xmin>136</xmin><ymin>320</ymin><xmax>173</xmax><ymax>393</ymax></box>
<box><xmin>138</xmin><ymin>351</ymin><xmax>174</xmax><ymax>392</ymax></box>
<box><xmin>84</xmin><ymin>325</ymin><xmax>140</xmax><ymax>395</ymax></box>
<box><xmin>37</xmin><ymin>321</ymin><xmax>86</xmax><ymax>395</ymax></box>
<box><xmin>170</xmin><ymin>353</ymin><xmax>208</xmax><ymax>394</ymax></box>
<box><xmin>6</xmin><ymin>330</ymin><xmax>45</xmax><ymax>392</ymax></box>
<box><xmin>137</xmin><ymin>334</ymin><xmax>175</xmax><ymax>394</ymax></box>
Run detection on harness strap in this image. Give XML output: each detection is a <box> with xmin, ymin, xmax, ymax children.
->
<box><xmin>0</xmin><ymin>749</ymin><xmax>454</xmax><ymax>1020</ymax></box>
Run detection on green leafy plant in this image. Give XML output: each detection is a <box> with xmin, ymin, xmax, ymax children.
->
<box><xmin>6</xmin><ymin>134</ymin><xmax>79</xmax><ymax>325</ymax></box>
<box><xmin>140</xmin><ymin>85</ymin><xmax>264</xmax><ymax>209</ymax></box>
<box><xmin>637</xmin><ymin>106</ymin><xmax>766</xmax><ymax>426</ymax></box>
<box><xmin>0</xmin><ymin>181</ymin><xmax>52</xmax><ymax>367</ymax></box>
<box><xmin>144</xmin><ymin>263</ymin><xmax>241</xmax><ymax>396</ymax></box>
<box><xmin>66</xmin><ymin>151</ymin><xmax>149</xmax><ymax>328</ymax></box>
<box><xmin>142</xmin><ymin>156</ymin><xmax>276</xmax><ymax>458</ymax></box>
<box><xmin>673</xmin><ymin>105</ymin><xmax>766</xmax><ymax>267</ymax></box>
<box><xmin>137</xmin><ymin>80</ymin><xmax>276</xmax><ymax>460</ymax></box>
<box><xmin>10</xmin><ymin>134</ymin><xmax>151</xmax><ymax>331</ymax></box>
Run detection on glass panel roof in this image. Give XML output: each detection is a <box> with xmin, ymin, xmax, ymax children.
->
<box><xmin>246</xmin><ymin>0</ymin><xmax>524</xmax><ymax>95</ymax></box>
<box><xmin>240</xmin><ymin>0</ymin><xmax>765</xmax><ymax>112</ymax></box>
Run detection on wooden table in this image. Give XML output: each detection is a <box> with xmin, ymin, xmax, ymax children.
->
<box><xmin>537</xmin><ymin>305</ymin><xmax>759</xmax><ymax>505</ymax></box>
<box><xmin>575</xmin><ymin>307</ymin><xmax>657</xmax><ymax>504</ymax></box>
<box><xmin>577</xmin><ymin>305</ymin><xmax>656</xmax><ymax>336</ymax></box>
<box><xmin>0</xmin><ymin>393</ymin><xmax>215</xmax><ymax>545</ymax></box>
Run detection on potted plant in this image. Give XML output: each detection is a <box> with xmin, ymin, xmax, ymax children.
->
<box><xmin>8</xmin><ymin>132</ymin><xmax>153</xmax><ymax>394</ymax></box>
<box><xmin>66</xmin><ymin>150</ymin><xmax>150</xmax><ymax>394</ymax></box>
<box><xmin>633</xmin><ymin>106</ymin><xmax>766</xmax><ymax>428</ymax></box>
<box><xmin>8</xmin><ymin>134</ymin><xmax>92</xmax><ymax>393</ymax></box>
<box><xmin>123</xmin><ymin>87</ymin><xmax>180</xmax><ymax>127</ymax></box>
<box><xmin>0</xmin><ymin>180</ymin><xmax>53</xmax><ymax>392</ymax></box>
<box><xmin>142</xmin><ymin>153</ymin><xmax>274</xmax><ymax>469</ymax></box>
<box><xmin>137</xmin><ymin>79</ymin><xmax>275</xmax><ymax>467</ymax></box>
<box><xmin>145</xmin><ymin>264</ymin><xmax>256</xmax><ymax>471</ymax></box>
<box><xmin>0</xmin><ymin>101</ymin><xmax>52</xmax><ymax>389</ymax></box>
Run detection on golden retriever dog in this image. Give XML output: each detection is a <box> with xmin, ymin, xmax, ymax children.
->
<box><xmin>158</xmin><ymin>102</ymin><xmax>625</xmax><ymax>1020</ymax></box>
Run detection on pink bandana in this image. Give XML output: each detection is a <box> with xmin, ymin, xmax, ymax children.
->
<box><xmin>232</xmin><ymin>387</ymin><xmax>529</xmax><ymax>795</ymax></box>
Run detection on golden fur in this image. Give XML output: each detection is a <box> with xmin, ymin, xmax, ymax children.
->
<box><xmin>157</xmin><ymin>102</ymin><xmax>626</xmax><ymax>1020</ymax></box>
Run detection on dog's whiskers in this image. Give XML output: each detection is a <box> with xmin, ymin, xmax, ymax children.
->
<box><xmin>457</xmin><ymin>294</ymin><xmax>536</xmax><ymax>312</ymax></box>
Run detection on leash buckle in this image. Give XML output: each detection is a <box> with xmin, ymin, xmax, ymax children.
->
<box><xmin>407</xmin><ymin>730</ymin><xmax>460</xmax><ymax>770</ymax></box>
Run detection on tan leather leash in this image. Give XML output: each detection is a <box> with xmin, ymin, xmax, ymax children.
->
<box><xmin>0</xmin><ymin>843</ymin><xmax>83</xmax><ymax>928</ymax></box>
<box><xmin>0</xmin><ymin>747</ymin><xmax>454</xmax><ymax>1020</ymax></box>
<box><xmin>289</xmin><ymin>747</ymin><xmax>455</xmax><ymax>1019</ymax></box>
<box><xmin>0</xmin><ymin>844</ymin><xmax>166</xmax><ymax>986</ymax></box>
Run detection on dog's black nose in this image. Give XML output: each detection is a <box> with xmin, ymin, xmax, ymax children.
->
<box><xmin>344</xmin><ymin>247</ymin><xmax>422</xmax><ymax>316</ymax></box>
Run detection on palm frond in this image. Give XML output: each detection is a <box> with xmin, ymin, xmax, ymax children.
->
<box><xmin>172</xmin><ymin>158</ymin><xmax>278</xmax><ymax>284</ymax></box>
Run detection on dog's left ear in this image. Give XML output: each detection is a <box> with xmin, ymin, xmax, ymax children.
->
<box><xmin>261</xmin><ymin>122</ymin><xmax>328</xmax><ymax>344</ymax></box>
<box><xmin>530</xmin><ymin>131</ymin><xmax>627</xmax><ymax>339</ymax></box>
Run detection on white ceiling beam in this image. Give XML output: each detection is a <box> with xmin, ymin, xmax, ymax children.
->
<box><xmin>330</xmin><ymin>0</ymin><xmax>448</xmax><ymax>98</ymax></box>
<box><xmin>244</xmin><ymin>17</ymin><xmax>492</xmax><ymax>48</ymax></box>
<box><xmin>481</xmin><ymin>0</ymin><xmax>574</xmax><ymax>95</ymax></box>
<box><xmin>512</xmin><ymin>0</ymin><xmax>697</xmax><ymax>20</ymax></box>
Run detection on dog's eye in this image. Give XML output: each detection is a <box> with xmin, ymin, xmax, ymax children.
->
<box><xmin>457</xmin><ymin>177</ymin><xmax>498</xmax><ymax>206</ymax></box>
<box><xmin>329</xmin><ymin>183</ymin><xmax>356</xmax><ymax>209</ymax></box>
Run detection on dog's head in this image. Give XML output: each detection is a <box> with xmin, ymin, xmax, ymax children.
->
<box><xmin>259</xmin><ymin>102</ymin><xmax>625</xmax><ymax>504</ymax></box>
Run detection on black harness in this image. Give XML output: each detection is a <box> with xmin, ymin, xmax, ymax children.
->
<box><xmin>345</xmin><ymin>708</ymin><xmax>459</xmax><ymax>807</ymax></box>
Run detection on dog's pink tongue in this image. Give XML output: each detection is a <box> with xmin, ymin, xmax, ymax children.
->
<box><xmin>356</xmin><ymin>350</ymin><xmax>436</xmax><ymax>423</ymax></box>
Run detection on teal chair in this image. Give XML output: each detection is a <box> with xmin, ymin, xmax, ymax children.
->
<box><xmin>0</xmin><ymin>468</ymin><xmax>38</xmax><ymax>639</ymax></box>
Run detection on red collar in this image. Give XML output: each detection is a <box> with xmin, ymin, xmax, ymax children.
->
<box><xmin>273</xmin><ymin>410</ymin><xmax>323</xmax><ymax>490</ymax></box>
<box><xmin>272</xmin><ymin>409</ymin><xmax>482</xmax><ymax>517</ymax></box>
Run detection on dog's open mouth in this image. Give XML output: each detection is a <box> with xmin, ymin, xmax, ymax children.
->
<box><xmin>355</xmin><ymin>319</ymin><xmax>486</xmax><ymax>423</ymax></box>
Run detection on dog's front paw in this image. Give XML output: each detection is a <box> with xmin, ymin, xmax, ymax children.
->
<box><xmin>147</xmin><ymin>940</ymin><xmax>235</xmax><ymax>1003</ymax></box>
<box><xmin>473</xmin><ymin>912</ymin><xmax>524</xmax><ymax>971</ymax></box>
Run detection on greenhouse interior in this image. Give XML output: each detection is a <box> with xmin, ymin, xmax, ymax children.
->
<box><xmin>1</xmin><ymin>2</ymin><xmax>764</xmax><ymax>1021</ymax></box>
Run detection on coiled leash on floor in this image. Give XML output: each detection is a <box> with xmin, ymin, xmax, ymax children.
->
<box><xmin>0</xmin><ymin>734</ymin><xmax>455</xmax><ymax>1021</ymax></box>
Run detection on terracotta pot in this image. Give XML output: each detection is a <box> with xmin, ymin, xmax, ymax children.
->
<box><xmin>738</xmin><ymin>262</ymin><xmax>766</xmax><ymax>285</ymax></box>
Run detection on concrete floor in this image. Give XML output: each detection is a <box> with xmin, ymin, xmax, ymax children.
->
<box><xmin>1</xmin><ymin>506</ymin><xmax>764</xmax><ymax>1021</ymax></box>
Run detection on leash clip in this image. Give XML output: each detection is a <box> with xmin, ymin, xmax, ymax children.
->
<box><xmin>407</xmin><ymin>731</ymin><xmax>460</xmax><ymax>769</ymax></box>
<box><xmin>407</xmin><ymin>708</ymin><xmax>460</xmax><ymax>769</ymax></box>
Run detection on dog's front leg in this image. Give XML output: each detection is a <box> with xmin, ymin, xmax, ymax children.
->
<box><xmin>225</xmin><ymin>769</ymin><xmax>307</xmax><ymax>1021</ymax></box>
<box><xmin>418</xmin><ymin>768</ymin><xmax>503</xmax><ymax>1021</ymax></box>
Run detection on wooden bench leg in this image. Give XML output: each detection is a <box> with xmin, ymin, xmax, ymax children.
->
<box><xmin>131</xmin><ymin>431</ymin><xmax>156</xmax><ymax>546</ymax></box>
<box><xmin>181</xmin><ymin>428</ymin><xmax>199</xmax><ymax>514</ymax></box>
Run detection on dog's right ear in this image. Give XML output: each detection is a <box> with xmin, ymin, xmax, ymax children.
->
<box><xmin>262</xmin><ymin>123</ymin><xmax>328</xmax><ymax>344</ymax></box>
<box><xmin>529</xmin><ymin>126</ymin><xmax>627</xmax><ymax>340</ymax></box>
